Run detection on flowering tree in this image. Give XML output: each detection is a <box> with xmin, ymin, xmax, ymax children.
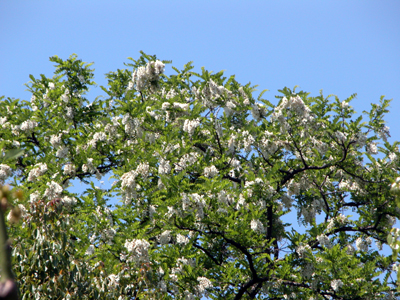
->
<box><xmin>1</xmin><ymin>52</ymin><xmax>399</xmax><ymax>299</ymax></box>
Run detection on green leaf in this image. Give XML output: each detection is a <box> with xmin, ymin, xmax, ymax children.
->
<box><xmin>3</xmin><ymin>148</ymin><xmax>24</xmax><ymax>161</ymax></box>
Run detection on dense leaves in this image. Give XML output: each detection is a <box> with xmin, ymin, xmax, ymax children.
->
<box><xmin>1</xmin><ymin>53</ymin><xmax>399</xmax><ymax>299</ymax></box>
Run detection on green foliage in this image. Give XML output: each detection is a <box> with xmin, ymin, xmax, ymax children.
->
<box><xmin>0</xmin><ymin>53</ymin><xmax>399</xmax><ymax>299</ymax></box>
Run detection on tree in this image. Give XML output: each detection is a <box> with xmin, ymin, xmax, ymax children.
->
<box><xmin>0</xmin><ymin>52</ymin><xmax>399</xmax><ymax>299</ymax></box>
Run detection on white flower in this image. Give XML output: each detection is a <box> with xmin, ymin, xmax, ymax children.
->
<box><xmin>61</xmin><ymin>196</ymin><xmax>77</xmax><ymax>210</ymax></box>
<box><xmin>29</xmin><ymin>191</ymin><xmax>40</xmax><ymax>203</ymax></box>
<box><xmin>107</xmin><ymin>274</ymin><xmax>120</xmax><ymax>288</ymax></box>
<box><xmin>124</xmin><ymin>239</ymin><xmax>150</xmax><ymax>262</ymax></box>
<box><xmin>183</xmin><ymin>119</ymin><xmax>200</xmax><ymax>136</ymax></box>
<box><xmin>330</xmin><ymin>279</ymin><xmax>343</xmax><ymax>292</ymax></box>
<box><xmin>130</xmin><ymin>60</ymin><xmax>165</xmax><ymax>91</ymax></box>
<box><xmin>173</xmin><ymin>102</ymin><xmax>189</xmax><ymax>110</ymax></box>
<box><xmin>250</xmin><ymin>219</ymin><xmax>265</xmax><ymax>233</ymax></box>
<box><xmin>204</xmin><ymin>165</ymin><xmax>219</xmax><ymax>178</ymax></box>
<box><xmin>296</xmin><ymin>244</ymin><xmax>311</xmax><ymax>258</ymax></box>
<box><xmin>281</xmin><ymin>194</ymin><xmax>292</xmax><ymax>209</ymax></box>
<box><xmin>158</xmin><ymin>158</ymin><xmax>171</xmax><ymax>175</ymax></box>
<box><xmin>56</xmin><ymin>146</ymin><xmax>69</xmax><ymax>158</ymax></box>
<box><xmin>366</xmin><ymin>142</ymin><xmax>378</xmax><ymax>155</ymax></box>
<box><xmin>197</xmin><ymin>276</ymin><xmax>212</xmax><ymax>294</ymax></box>
<box><xmin>346</xmin><ymin>244</ymin><xmax>355</xmax><ymax>255</ymax></box>
<box><xmin>335</xmin><ymin>131</ymin><xmax>347</xmax><ymax>142</ymax></box>
<box><xmin>159</xmin><ymin>230</ymin><xmax>171</xmax><ymax>244</ymax></box>
<box><xmin>50</xmin><ymin>134</ymin><xmax>62</xmax><ymax>148</ymax></box>
<box><xmin>162</xmin><ymin>102</ymin><xmax>171</xmax><ymax>110</ymax></box>
<box><xmin>102</xmin><ymin>228</ymin><xmax>117</xmax><ymax>244</ymax></box>
<box><xmin>0</xmin><ymin>164</ymin><xmax>12</xmax><ymax>183</ymax></box>
<box><xmin>63</xmin><ymin>164</ymin><xmax>76</xmax><ymax>176</ymax></box>
<box><xmin>136</xmin><ymin>162</ymin><xmax>150</xmax><ymax>178</ymax></box>
<box><xmin>44</xmin><ymin>181</ymin><xmax>63</xmax><ymax>199</ymax></box>
<box><xmin>355</xmin><ymin>237</ymin><xmax>369</xmax><ymax>252</ymax></box>
<box><xmin>177</xmin><ymin>234</ymin><xmax>189</xmax><ymax>245</ymax></box>
<box><xmin>251</xmin><ymin>103</ymin><xmax>266</xmax><ymax>121</ymax></box>
<box><xmin>85</xmin><ymin>245</ymin><xmax>95</xmax><ymax>255</ymax></box>
<box><xmin>317</xmin><ymin>234</ymin><xmax>331</xmax><ymax>249</ymax></box>
<box><xmin>20</xmin><ymin>120</ymin><xmax>38</xmax><ymax>132</ymax></box>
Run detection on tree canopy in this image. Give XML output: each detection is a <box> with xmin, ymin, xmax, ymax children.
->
<box><xmin>1</xmin><ymin>53</ymin><xmax>399</xmax><ymax>299</ymax></box>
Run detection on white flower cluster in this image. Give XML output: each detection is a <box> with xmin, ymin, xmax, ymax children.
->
<box><xmin>326</xmin><ymin>214</ymin><xmax>348</xmax><ymax>231</ymax></box>
<box><xmin>0</xmin><ymin>116</ymin><xmax>8</xmax><ymax>127</ymax></box>
<box><xmin>82</xmin><ymin>158</ymin><xmax>96</xmax><ymax>174</ymax></box>
<box><xmin>183</xmin><ymin>119</ymin><xmax>200</xmax><ymax>136</ymax></box>
<box><xmin>44</xmin><ymin>181</ymin><xmax>63</xmax><ymax>199</ymax></box>
<box><xmin>203</xmin><ymin>165</ymin><xmax>219</xmax><ymax>178</ymax></box>
<box><xmin>196</xmin><ymin>276</ymin><xmax>212</xmax><ymax>295</ymax></box>
<box><xmin>346</xmin><ymin>244</ymin><xmax>356</xmax><ymax>255</ymax></box>
<box><xmin>355</xmin><ymin>237</ymin><xmax>371</xmax><ymax>252</ymax></box>
<box><xmin>89</xmin><ymin>131</ymin><xmax>107</xmax><ymax>147</ymax></box>
<box><xmin>122</xmin><ymin>114</ymin><xmax>143</xmax><ymax>137</ymax></box>
<box><xmin>194</xmin><ymin>79</ymin><xmax>230</xmax><ymax>108</ymax></box>
<box><xmin>224</xmin><ymin>101</ymin><xmax>237</xmax><ymax>117</ymax></box>
<box><xmin>378</xmin><ymin>125</ymin><xmax>390</xmax><ymax>142</ymax></box>
<box><xmin>63</xmin><ymin>163</ymin><xmax>76</xmax><ymax>176</ymax></box>
<box><xmin>271</xmin><ymin>96</ymin><xmax>311</xmax><ymax>124</ymax></box>
<box><xmin>300</xmin><ymin>198</ymin><xmax>325</xmax><ymax>225</ymax></box>
<box><xmin>317</xmin><ymin>234</ymin><xmax>331</xmax><ymax>249</ymax></box>
<box><xmin>61</xmin><ymin>88</ymin><xmax>70</xmax><ymax>103</ymax></box>
<box><xmin>29</xmin><ymin>191</ymin><xmax>40</xmax><ymax>204</ymax></box>
<box><xmin>241</xmin><ymin>130</ymin><xmax>255</xmax><ymax>153</ymax></box>
<box><xmin>158</xmin><ymin>157</ymin><xmax>171</xmax><ymax>175</ymax></box>
<box><xmin>366</xmin><ymin>142</ymin><xmax>378</xmax><ymax>155</ymax></box>
<box><xmin>61</xmin><ymin>195</ymin><xmax>77</xmax><ymax>211</ymax></box>
<box><xmin>158</xmin><ymin>230</ymin><xmax>171</xmax><ymax>244</ymax></box>
<box><xmin>260</xmin><ymin>131</ymin><xmax>278</xmax><ymax>158</ymax></box>
<box><xmin>173</xmin><ymin>102</ymin><xmax>190</xmax><ymax>110</ymax></box>
<box><xmin>20</xmin><ymin>120</ymin><xmax>38</xmax><ymax>132</ymax></box>
<box><xmin>176</xmin><ymin>233</ymin><xmax>190</xmax><ymax>245</ymax></box>
<box><xmin>281</xmin><ymin>194</ymin><xmax>293</xmax><ymax>209</ymax></box>
<box><xmin>107</xmin><ymin>274</ymin><xmax>120</xmax><ymax>289</ymax></box>
<box><xmin>251</xmin><ymin>103</ymin><xmax>267</xmax><ymax>122</ymax></box>
<box><xmin>56</xmin><ymin>146</ymin><xmax>69</xmax><ymax>158</ymax></box>
<box><xmin>250</xmin><ymin>219</ymin><xmax>265</xmax><ymax>234</ymax></box>
<box><xmin>296</xmin><ymin>244</ymin><xmax>311</xmax><ymax>258</ymax></box>
<box><xmin>330</xmin><ymin>279</ymin><xmax>343</xmax><ymax>292</ymax></box>
<box><xmin>85</xmin><ymin>244</ymin><xmax>95</xmax><ymax>256</ymax></box>
<box><xmin>124</xmin><ymin>239</ymin><xmax>150</xmax><ymax>263</ymax></box>
<box><xmin>50</xmin><ymin>134</ymin><xmax>62</xmax><ymax>148</ymax></box>
<box><xmin>49</xmin><ymin>133</ymin><xmax>70</xmax><ymax>159</ymax></box>
<box><xmin>101</xmin><ymin>228</ymin><xmax>117</xmax><ymax>245</ymax></box>
<box><xmin>0</xmin><ymin>164</ymin><xmax>12</xmax><ymax>183</ymax></box>
<box><xmin>175</xmin><ymin>152</ymin><xmax>199</xmax><ymax>172</ymax></box>
<box><xmin>334</xmin><ymin>131</ymin><xmax>348</xmax><ymax>143</ymax></box>
<box><xmin>128</xmin><ymin>60</ymin><xmax>165</xmax><ymax>91</ymax></box>
<box><xmin>121</xmin><ymin>170</ymin><xmax>139</xmax><ymax>203</ymax></box>
<box><xmin>136</xmin><ymin>162</ymin><xmax>150</xmax><ymax>178</ymax></box>
<box><xmin>182</xmin><ymin>193</ymin><xmax>207</xmax><ymax>220</ymax></box>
